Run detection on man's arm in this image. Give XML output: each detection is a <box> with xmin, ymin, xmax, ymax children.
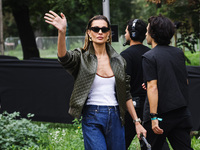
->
<box><xmin>147</xmin><ymin>80</ymin><xmax>163</xmax><ymax>134</ymax></box>
<box><xmin>147</xmin><ymin>80</ymin><xmax>158</xmax><ymax>114</ymax></box>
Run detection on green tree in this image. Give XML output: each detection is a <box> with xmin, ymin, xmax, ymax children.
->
<box><xmin>148</xmin><ymin>0</ymin><xmax>200</xmax><ymax>64</ymax></box>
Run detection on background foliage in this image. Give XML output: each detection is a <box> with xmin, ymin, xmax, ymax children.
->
<box><xmin>2</xmin><ymin>0</ymin><xmax>200</xmax><ymax>63</ymax></box>
<box><xmin>3</xmin><ymin>0</ymin><xmax>199</xmax><ymax>37</ymax></box>
<box><xmin>0</xmin><ymin>112</ymin><xmax>49</xmax><ymax>150</ymax></box>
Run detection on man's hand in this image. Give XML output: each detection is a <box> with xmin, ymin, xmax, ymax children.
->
<box><xmin>151</xmin><ymin>119</ymin><xmax>163</xmax><ymax>134</ymax></box>
<box><xmin>142</xmin><ymin>83</ymin><xmax>147</xmax><ymax>90</ymax></box>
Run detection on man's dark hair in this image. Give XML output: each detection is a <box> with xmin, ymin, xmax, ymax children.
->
<box><xmin>127</xmin><ymin>19</ymin><xmax>147</xmax><ymax>43</ymax></box>
<box><xmin>148</xmin><ymin>14</ymin><xmax>175</xmax><ymax>45</ymax></box>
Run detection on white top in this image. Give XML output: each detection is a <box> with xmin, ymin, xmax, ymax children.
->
<box><xmin>86</xmin><ymin>73</ymin><xmax>118</xmax><ymax>106</ymax></box>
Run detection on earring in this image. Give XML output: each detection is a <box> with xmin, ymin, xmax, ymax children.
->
<box><xmin>107</xmin><ymin>37</ymin><xmax>110</xmax><ymax>43</ymax></box>
<box><xmin>89</xmin><ymin>36</ymin><xmax>92</xmax><ymax>41</ymax></box>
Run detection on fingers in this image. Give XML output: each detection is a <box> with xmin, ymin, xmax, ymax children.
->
<box><xmin>151</xmin><ymin>119</ymin><xmax>163</xmax><ymax>134</ymax></box>
<box><xmin>49</xmin><ymin>10</ymin><xmax>59</xmax><ymax>17</ymax></box>
<box><xmin>60</xmin><ymin>12</ymin><xmax>67</xmax><ymax>24</ymax></box>
<box><xmin>136</xmin><ymin>125</ymin><xmax>147</xmax><ymax>140</ymax></box>
<box><xmin>152</xmin><ymin>126</ymin><xmax>163</xmax><ymax>134</ymax></box>
<box><xmin>142</xmin><ymin>83</ymin><xmax>147</xmax><ymax>90</ymax></box>
<box><xmin>60</xmin><ymin>12</ymin><xmax>65</xmax><ymax>19</ymax></box>
<box><xmin>44</xmin><ymin>19</ymin><xmax>53</xmax><ymax>25</ymax></box>
<box><xmin>44</xmin><ymin>15</ymin><xmax>53</xmax><ymax>23</ymax></box>
<box><xmin>137</xmin><ymin>133</ymin><xmax>141</xmax><ymax>140</ymax></box>
<box><xmin>44</xmin><ymin>12</ymin><xmax>56</xmax><ymax>24</ymax></box>
<box><xmin>143</xmin><ymin>130</ymin><xmax>147</xmax><ymax>138</ymax></box>
<box><xmin>44</xmin><ymin>13</ymin><xmax>55</xmax><ymax>19</ymax></box>
<box><xmin>44</xmin><ymin>10</ymin><xmax>60</xmax><ymax>21</ymax></box>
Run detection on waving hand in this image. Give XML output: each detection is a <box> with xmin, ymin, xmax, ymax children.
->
<box><xmin>44</xmin><ymin>10</ymin><xmax>67</xmax><ymax>33</ymax></box>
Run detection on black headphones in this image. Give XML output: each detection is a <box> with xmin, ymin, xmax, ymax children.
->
<box><xmin>131</xmin><ymin>19</ymin><xmax>138</xmax><ymax>39</ymax></box>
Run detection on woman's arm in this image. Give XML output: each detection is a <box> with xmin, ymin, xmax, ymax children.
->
<box><xmin>126</xmin><ymin>99</ymin><xmax>147</xmax><ymax>139</ymax></box>
<box><xmin>44</xmin><ymin>10</ymin><xmax>67</xmax><ymax>57</ymax></box>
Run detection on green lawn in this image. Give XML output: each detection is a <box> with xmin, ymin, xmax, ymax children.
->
<box><xmin>3</xmin><ymin>44</ymin><xmax>200</xmax><ymax>66</ymax></box>
<box><xmin>185</xmin><ymin>50</ymin><xmax>200</xmax><ymax>66</ymax></box>
<box><xmin>42</xmin><ymin>121</ymin><xmax>200</xmax><ymax>150</ymax></box>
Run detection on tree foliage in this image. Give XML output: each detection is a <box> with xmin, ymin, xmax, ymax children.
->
<box><xmin>2</xmin><ymin>0</ymin><xmax>199</xmax><ymax>57</ymax></box>
<box><xmin>148</xmin><ymin>0</ymin><xmax>200</xmax><ymax>63</ymax></box>
<box><xmin>3</xmin><ymin>0</ymin><xmax>156</xmax><ymax>38</ymax></box>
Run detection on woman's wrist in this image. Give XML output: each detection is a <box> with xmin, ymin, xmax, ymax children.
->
<box><xmin>133</xmin><ymin>118</ymin><xmax>141</xmax><ymax>124</ymax></box>
<box><xmin>58</xmin><ymin>28</ymin><xmax>66</xmax><ymax>34</ymax></box>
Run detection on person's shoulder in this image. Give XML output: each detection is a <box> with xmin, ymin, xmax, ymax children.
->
<box><xmin>157</xmin><ymin>45</ymin><xmax>183</xmax><ymax>54</ymax></box>
<box><xmin>170</xmin><ymin>46</ymin><xmax>182</xmax><ymax>52</ymax></box>
<box><xmin>120</xmin><ymin>46</ymin><xmax>133</xmax><ymax>55</ymax></box>
<box><xmin>121</xmin><ymin>45</ymin><xmax>144</xmax><ymax>55</ymax></box>
<box><xmin>143</xmin><ymin>48</ymin><xmax>153</xmax><ymax>57</ymax></box>
<box><xmin>138</xmin><ymin>44</ymin><xmax>151</xmax><ymax>49</ymax></box>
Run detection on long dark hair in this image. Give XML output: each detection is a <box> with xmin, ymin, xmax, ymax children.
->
<box><xmin>83</xmin><ymin>15</ymin><xmax>111</xmax><ymax>50</ymax></box>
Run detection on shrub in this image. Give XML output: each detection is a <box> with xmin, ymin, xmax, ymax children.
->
<box><xmin>0</xmin><ymin>111</ymin><xmax>49</xmax><ymax>150</ymax></box>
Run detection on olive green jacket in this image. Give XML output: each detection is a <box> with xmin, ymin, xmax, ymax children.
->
<box><xmin>58</xmin><ymin>43</ymin><xmax>132</xmax><ymax>125</ymax></box>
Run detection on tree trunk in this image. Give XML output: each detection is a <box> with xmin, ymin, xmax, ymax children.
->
<box><xmin>11</xmin><ymin>1</ymin><xmax>40</xmax><ymax>59</ymax></box>
<box><xmin>0</xmin><ymin>0</ymin><xmax>4</xmax><ymax>55</ymax></box>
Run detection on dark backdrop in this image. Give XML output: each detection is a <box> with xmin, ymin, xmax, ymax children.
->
<box><xmin>0</xmin><ymin>56</ymin><xmax>74</xmax><ymax>123</ymax></box>
<box><xmin>0</xmin><ymin>56</ymin><xmax>200</xmax><ymax>130</ymax></box>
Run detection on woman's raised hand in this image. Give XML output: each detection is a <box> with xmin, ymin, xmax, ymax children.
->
<box><xmin>44</xmin><ymin>10</ymin><xmax>67</xmax><ymax>33</ymax></box>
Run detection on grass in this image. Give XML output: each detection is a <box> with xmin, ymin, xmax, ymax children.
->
<box><xmin>185</xmin><ymin>50</ymin><xmax>200</xmax><ymax>66</ymax></box>
<box><xmin>35</xmin><ymin>121</ymin><xmax>200</xmax><ymax>150</ymax></box>
<box><xmin>35</xmin><ymin>121</ymin><xmax>140</xmax><ymax>150</ymax></box>
<box><xmin>3</xmin><ymin>42</ymin><xmax>200</xmax><ymax>66</ymax></box>
<box><xmin>1</xmin><ymin>111</ymin><xmax>200</xmax><ymax>149</ymax></box>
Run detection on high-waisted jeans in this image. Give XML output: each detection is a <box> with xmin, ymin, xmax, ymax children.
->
<box><xmin>82</xmin><ymin>105</ymin><xmax>125</xmax><ymax>150</ymax></box>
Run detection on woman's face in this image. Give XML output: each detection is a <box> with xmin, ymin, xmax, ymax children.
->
<box><xmin>88</xmin><ymin>20</ymin><xmax>111</xmax><ymax>45</ymax></box>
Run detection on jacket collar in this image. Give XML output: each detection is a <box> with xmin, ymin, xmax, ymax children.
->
<box><xmin>88</xmin><ymin>42</ymin><xmax>118</xmax><ymax>58</ymax></box>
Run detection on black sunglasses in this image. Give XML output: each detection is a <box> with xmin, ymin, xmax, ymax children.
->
<box><xmin>89</xmin><ymin>27</ymin><xmax>110</xmax><ymax>33</ymax></box>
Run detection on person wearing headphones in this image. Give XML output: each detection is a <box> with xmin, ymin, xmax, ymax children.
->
<box><xmin>120</xmin><ymin>19</ymin><xmax>170</xmax><ymax>150</ymax></box>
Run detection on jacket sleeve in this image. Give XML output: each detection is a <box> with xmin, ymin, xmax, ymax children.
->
<box><xmin>58</xmin><ymin>48</ymin><xmax>81</xmax><ymax>78</ymax></box>
<box><xmin>123</xmin><ymin>58</ymin><xmax>132</xmax><ymax>101</ymax></box>
<box><xmin>125</xmin><ymin>73</ymin><xmax>132</xmax><ymax>101</ymax></box>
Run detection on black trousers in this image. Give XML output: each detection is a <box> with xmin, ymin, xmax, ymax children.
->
<box><xmin>124</xmin><ymin>97</ymin><xmax>170</xmax><ymax>150</ymax></box>
<box><xmin>143</xmin><ymin>108</ymin><xmax>193</xmax><ymax>150</ymax></box>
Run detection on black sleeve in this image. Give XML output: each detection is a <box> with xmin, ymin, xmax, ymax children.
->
<box><xmin>142</xmin><ymin>57</ymin><xmax>157</xmax><ymax>82</ymax></box>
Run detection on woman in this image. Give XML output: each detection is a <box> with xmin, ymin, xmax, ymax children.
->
<box><xmin>44</xmin><ymin>10</ymin><xmax>146</xmax><ymax>150</ymax></box>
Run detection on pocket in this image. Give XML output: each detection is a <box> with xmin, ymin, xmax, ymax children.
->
<box><xmin>82</xmin><ymin>109</ymin><xmax>97</xmax><ymax>120</ymax></box>
<box><xmin>132</xmin><ymin>97</ymin><xmax>140</xmax><ymax>109</ymax></box>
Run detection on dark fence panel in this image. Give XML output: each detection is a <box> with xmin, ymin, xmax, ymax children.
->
<box><xmin>0</xmin><ymin>57</ymin><xmax>74</xmax><ymax>123</ymax></box>
<box><xmin>187</xmin><ymin>66</ymin><xmax>200</xmax><ymax>131</ymax></box>
<box><xmin>0</xmin><ymin>57</ymin><xmax>200</xmax><ymax>130</ymax></box>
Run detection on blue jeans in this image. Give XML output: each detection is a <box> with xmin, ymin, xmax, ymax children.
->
<box><xmin>82</xmin><ymin>105</ymin><xmax>125</xmax><ymax>150</ymax></box>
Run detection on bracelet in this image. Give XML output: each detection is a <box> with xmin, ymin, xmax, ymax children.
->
<box><xmin>133</xmin><ymin>118</ymin><xmax>141</xmax><ymax>124</ymax></box>
<box><xmin>151</xmin><ymin>117</ymin><xmax>163</xmax><ymax>121</ymax></box>
<box><xmin>150</xmin><ymin>113</ymin><xmax>158</xmax><ymax>118</ymax></box>
<box><xmin>151</xmin><ymin>117</ymin><xmax>157</xmax><ymax>120</ymax></box>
